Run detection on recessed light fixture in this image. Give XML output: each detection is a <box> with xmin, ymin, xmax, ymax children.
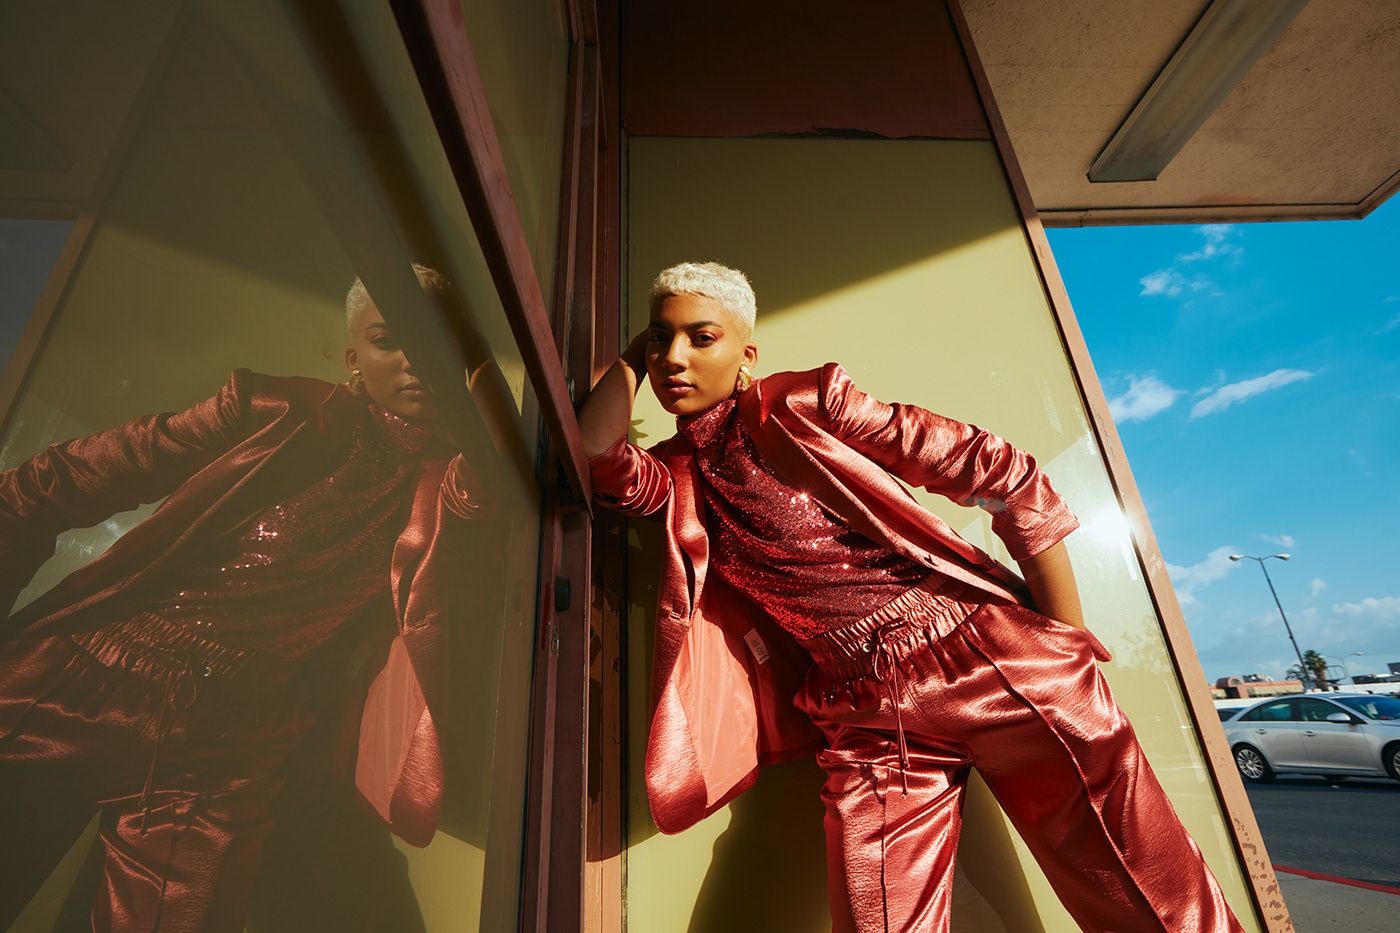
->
<box><xmin>1089</xmin><ymin>0</ymin><xmax>1310</xmax><ymax>183</ymax></box>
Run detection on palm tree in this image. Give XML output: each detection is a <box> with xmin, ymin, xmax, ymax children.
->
<box><xmin>1301</xmin><ymin>649</ymin><xmax>1332</xmax><ymax>692</ymax></box>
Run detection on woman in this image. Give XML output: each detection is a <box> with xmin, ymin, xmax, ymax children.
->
<box><xmin>0</xmin><ymin>267</ymin><xmax>484</xmax><ymax>932</ymax></box>
<box><xmin>580</xmin><ymin>261</ymin><xmax>1244</xmax><ymax>932</ymax></box>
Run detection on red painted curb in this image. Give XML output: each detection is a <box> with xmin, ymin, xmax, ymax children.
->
<box><xmin>1273</xmin><ymin>864</ymin><xmax>1400</xmax><ymax>897</ymax></box>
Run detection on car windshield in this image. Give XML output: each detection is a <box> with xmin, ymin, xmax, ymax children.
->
<box><xmin>1334</xmin><ymin>696</ymin><xmax>1400</xmax><ymax>721</ymax></box>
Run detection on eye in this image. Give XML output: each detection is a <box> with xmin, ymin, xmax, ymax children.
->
<box><xmin>692</xmin><ymin>332</ymin><xmax>716</xmax><ymax>346</ymax></box>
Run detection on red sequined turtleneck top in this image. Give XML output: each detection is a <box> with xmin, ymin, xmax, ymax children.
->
<box><xmin>678</xmin><ymin>395</ymin><xmax>935</xmax><ymax>639</ymax></box>
<box><xmin>130</xmin><ymin>400</ymin><xmax>452</xmax><ymax>658</ymax></box>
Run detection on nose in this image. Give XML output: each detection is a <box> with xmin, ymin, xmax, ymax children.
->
<box><xmin>660</xmin><ymin>335</ymin><xmax>686</xmax><ymax>371</ymax></box>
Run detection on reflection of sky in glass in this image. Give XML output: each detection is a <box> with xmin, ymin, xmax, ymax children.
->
<box><xmin>1050</xmin><ymin>196</ymin><xmax>1400</xmax><ymax>683</ymax></box>
<box><xmin>0</xmin><ymin>218</ymin><xmax>74</xmax><ymax>376</ymax></box>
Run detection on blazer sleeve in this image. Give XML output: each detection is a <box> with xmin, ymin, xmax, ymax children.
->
<box><xmin>0</xmin><ymin>369</ymin><xmax>255</xmax><ymax>612</ymax></box>
<box><xmin>588</xmin><ymin>435</ymin><xmax>672</xmax><ymax>518</ymax></box>
<box><xmin>816</xmin><ymin>362</ymin><xmax>1079</xmax><ymax>561</ymax></box>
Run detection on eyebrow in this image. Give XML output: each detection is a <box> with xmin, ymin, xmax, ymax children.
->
<box><xmin>649</xmin><ymin>320</ymin><xmax>725</xmax><ymax>331</ymax></box>
<box><xmin>365</xmin><ymin>323</ymin><xmax>391</xmax><ymax>332</ymax></box>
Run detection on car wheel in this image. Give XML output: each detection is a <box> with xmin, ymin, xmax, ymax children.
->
<box><xmin>1384</xmin><ymin>742</ymin><xmax>1400</xmax><ymax>782</ymax></box>
<box><xmin>1234</xmin><ymin>744</ymin><xmax>1275</xmax><ymax>783</ymax></box>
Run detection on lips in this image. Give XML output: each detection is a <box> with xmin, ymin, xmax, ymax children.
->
<box><xmin>400</xmin><ymin>382</ymin><xmax>428</xmax><ymax>398</ymax></box>
<box><xmin>660</xmin><ymin>379</ymin><xmax>694</xmax><ymax>398</ymax></box>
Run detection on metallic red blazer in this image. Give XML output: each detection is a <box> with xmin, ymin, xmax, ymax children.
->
<box><xmin>589</xmin><ymin>363</ymin><xmax>1081</xmax><ymax>834</ymax></box>
<box><xmin>0</xmin><ymin>369</ymin><xmax>482</xmax><ymax>847</ymax></box>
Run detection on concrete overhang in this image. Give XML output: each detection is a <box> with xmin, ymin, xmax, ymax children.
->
<box><xmin>959</xmin><ymin>0</ymin><xmax>1400</xmax><ymax>226</ymax></box>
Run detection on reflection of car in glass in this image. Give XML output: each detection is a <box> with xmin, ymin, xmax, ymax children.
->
<box><xmin>1223</xmin><ymin>694</ymin><xmax>1400</xmax><ymax>783</ymax></box>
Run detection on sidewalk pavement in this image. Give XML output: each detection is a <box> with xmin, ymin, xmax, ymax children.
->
<box><xmin>1276</xmin><ymin>866</ymin><xmax>1400</xmax><ymax>932</ymax></box>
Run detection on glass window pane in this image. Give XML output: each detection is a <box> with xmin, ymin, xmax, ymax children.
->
<box><xmin>0</xmin><ymin>4</ymin><xmax>552</xmax><ymax>930</ymax></box>
<box><xmin>1296</xmin><ymin>698</ymin><xmax>1337</xmax><ymax>722</ymax></box>
<box><xmin>0</xmin><ymin>218</ymin><xmax>74</xmax><ymax>377</ymax></box>
<box><xmin>460</xmin><ymin>0</ymin><xmax>571</xmax><ymax>309</ymax></box>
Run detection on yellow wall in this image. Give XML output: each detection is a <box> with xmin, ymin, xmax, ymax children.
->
<box><xmin>625</xmin><ymin>136</ymin><xmax>1260</xmax><ymax>931</ymax></box>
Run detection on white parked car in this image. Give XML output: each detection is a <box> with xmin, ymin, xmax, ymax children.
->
<box><xmin>1223</xmin><ymin>693</ymin><xmax>1400</xmax><ymax>784</ymax></box>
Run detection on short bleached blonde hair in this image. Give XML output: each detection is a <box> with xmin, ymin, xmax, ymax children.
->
<box><xmin>649</xmin><ymin>261</ymin><xmax>756</xmax><ymax>337</ymax></box>
<box><xmin>345</xmin><ymin>263</ymin><xmax>452</xmax><ymax>331</ymax></box>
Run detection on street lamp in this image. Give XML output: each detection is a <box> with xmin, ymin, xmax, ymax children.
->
<box><xmin>1326</xmin><ymin>655</ymin><xmax>1350</xmax><ymax>684</ymax></box>
<box><xmin>1229</xmin><ymin>553</ymin><xmax>1310</xmax><ymax>689</ymax></box>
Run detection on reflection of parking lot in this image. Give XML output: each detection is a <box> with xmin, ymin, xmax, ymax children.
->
<box><xmin>1245</xmin><ymin>777</ymin><xmax>1400</xmax><ymax>889</ymax></box>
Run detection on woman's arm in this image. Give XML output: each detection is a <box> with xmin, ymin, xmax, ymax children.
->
<box><xmin>580</xmin><ymin>331</ymin><xmax>650</xmax><ymax>457</ymax></box>
<box><xmin>0</xmin><ymin>370</ymin><xmax>251</xmax><ymax>613</ymax></box>
<box><xmin>578</xmin><ymin>332</ymin><xmax>672</xmax><ymax>518</ymax></box>
<box><xmin>1018</xmin><ymin>539</ymin><xmax>1084</xmax><ymax>629</ymax></box>
<box><xmin>816</xmin><ymin>363</ymin><xmax>1080</xmax><ymax>563</ymax></box>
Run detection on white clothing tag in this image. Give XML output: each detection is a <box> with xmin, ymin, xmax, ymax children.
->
<box><xmin>743</xmin><ymin>629</ymin><xmax>770</xmax><ymax>665</ymax></box>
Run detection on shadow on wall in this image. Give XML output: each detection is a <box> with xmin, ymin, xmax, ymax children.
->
<box><xmin>632</xmin><ymin>138</ymin><xmax>1017</xmax><ymax>330</ymax></box>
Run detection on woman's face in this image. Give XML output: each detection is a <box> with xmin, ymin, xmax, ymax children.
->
<box><xmin>345</xmin><ymin>302</ymin><xmax>438</xmax><ymax>424</ymax></box>
<box><xmin>646</xmin><ymin>294</ymin><xmax>758</xmax><ymax>416</ymax></box>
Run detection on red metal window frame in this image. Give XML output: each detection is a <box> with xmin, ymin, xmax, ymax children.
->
<box><xmin>390</xmin><ymin>1</ymin><xmax>624</xmax><ymax>929</ymax></box>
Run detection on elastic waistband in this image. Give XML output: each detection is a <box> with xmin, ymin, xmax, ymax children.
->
<box><xmin>73</xmin><ymin>611</ymin><xmax>298</xmax><ymax>698</ymax></box>
<box><xmin>798</xmin><ymin>573</ymin><xmax>995</xmax><ymax>681</ymax></box>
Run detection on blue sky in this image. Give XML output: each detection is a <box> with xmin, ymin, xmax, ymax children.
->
<box><xmin>1047</xmin><ymin>197</ymin><xmax>1400</xmax><ymax>685</ymax></box>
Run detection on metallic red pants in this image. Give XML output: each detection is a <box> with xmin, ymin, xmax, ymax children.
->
<box><xmin>796</xmin><ymin>597</ymin><xmax>1246</xmax><ymax>933</ymax></box>
<box><xmin>0</xmin><ymin>615</ymin><xmax>310</xmax><ymax>932</ymax></box>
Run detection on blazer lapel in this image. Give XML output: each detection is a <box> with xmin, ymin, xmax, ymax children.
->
<box><xmin>663</xmin><ymin>434</ymin><xmax>709</xmax><ymax>615</ymax></box>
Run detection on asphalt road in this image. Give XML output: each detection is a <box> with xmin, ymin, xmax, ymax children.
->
<box><xmin>1244</xmin><ymin>776</ymin><xmax>1400</xmax><ymax>889</ymax></box>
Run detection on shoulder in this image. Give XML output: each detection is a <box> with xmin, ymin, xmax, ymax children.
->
<box><xmin>213</xmin><ymin>370</ymin><xmax>343</xmax><ymax>431</ymax></box>
<box><xmin>229</xmin><ymin>369</ymin><xmax>341</xmax><ymax>411</ymax></box>
<box><xmin>751</xmin><ymin>362</ymin><xmax>856</xmax><ymax>421</ymax></box>
<box><xmin>232</xmin><ymin>369</ymin><xmax>339</xmax><ymax>403</ymax></box>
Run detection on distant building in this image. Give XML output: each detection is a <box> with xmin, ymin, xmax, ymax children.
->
<box><xmin>1213</xmin><ymin>676</ymin><xmax>1305</xmax><ymax>700</ymax></box>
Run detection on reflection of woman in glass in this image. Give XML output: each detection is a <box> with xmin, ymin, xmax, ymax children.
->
<box><xmin>0</xmin><ymin>266</ymin><xmax>482</xmax><ymax>932</ymax></box>
<box><xmin>580</xmin><ymin>261</ymin><xmax>1245</xmax><ymax>932</ymax></box>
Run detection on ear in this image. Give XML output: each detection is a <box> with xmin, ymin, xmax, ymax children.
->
<box><xmin>344</xmin><ymin>346</ymin><xmax>358</xmax><ymax>373</ymax></box>
<box><xmin>743</xmin><ymin>341</ymin><xmax>758</xmax><ymax>370</ymax></box>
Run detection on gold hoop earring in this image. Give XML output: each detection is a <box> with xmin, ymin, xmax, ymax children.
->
<box><xmin>348</xmin><ymin>369</ymin><xmax>367</xmax><ymax>396</ymax></box>
<box><xmin>735</xmin><ymin>365</ymin><xmax>754</xmax><ymax>394</ymax></box>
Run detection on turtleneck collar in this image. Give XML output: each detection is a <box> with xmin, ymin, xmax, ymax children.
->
<box><xmin>366</xmin><ymin>400</ymin><xmax>453</xmax><ymax>457</ymax></box>
<box><xmin>676</xmin><ymin>395</ymin><xmax>738</xmax><ymax>449</ymax></box>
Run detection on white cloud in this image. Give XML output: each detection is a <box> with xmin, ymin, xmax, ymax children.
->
<box><xmin>1140</xmin><ymin>226</ymin><xmax>1241</xmax><ymax>300</ymax></box>
<box><xmin>1108</xmin><ymin>375</ymin><xmax>1181</xmax><ymax>423</ymax></box>
<box><xmin>1379</xmin><ymin>313</ymin><xmax>1400</xmax><ymax>334</ymax></box>
<box><xmin>1139</xmin><ymin>268</ymin><xmax>1210</xmax><ymax>298</ymax></box>
<box><xmin>1256</xmin><ymin>533</ymin><xmax>1296</xmax><ymax>548</ymax></box>
<box><xmin>1140</xmin><ymin>269</ymin><xmax>1183</xmax><ymax>297</ymax></box>
<box><xmin>1333</xmin><ymin>596</ymin><xmax>1400</xmax><ymax>620</ymax></box>
<box><xmin>1310</xmin><ymin>578</ymin><xmax>1327</xmax><ymax>598</ymax></box>
<box><xmin>1189</xmin><ymin>368</ymin><xmax>1314</xmax><ymax>418</ymax></box>
<box><xmin>1176</xmin><ymin>224</ymin><xmax>1243</xmax><ymax>262</ymax></box>
<box><xmin>1166</xmin><ymin>545</ymin><xmax>1240</xmax><ymax>606</ymax></box>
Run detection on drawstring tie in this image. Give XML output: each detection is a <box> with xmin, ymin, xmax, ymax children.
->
<box><xmin>869</xmin><ymin>620</ymin><xmax>911</xmax><ymax>794</ymax></box>
<box><xmin>137</xmin><ymin>647</ymin><xmax>206</xmax><ymax>833</ymax></box>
